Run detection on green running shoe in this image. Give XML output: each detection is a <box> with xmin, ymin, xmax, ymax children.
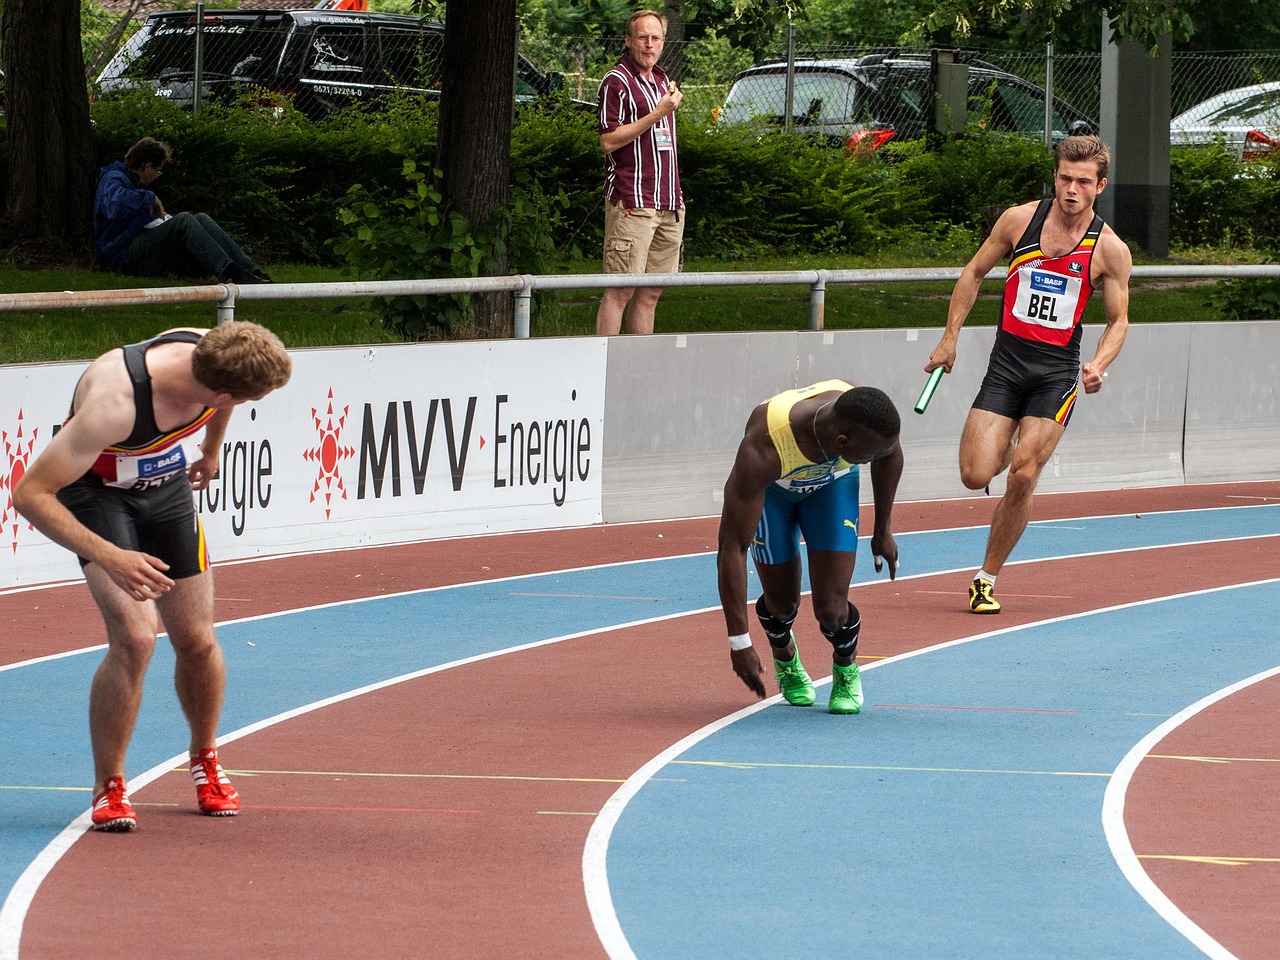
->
<box><xmin>774</xmin><ymin>642</ymin><xmax>815</xmax><ymax>706</ymax></box>
<box><xmin>828</xmin><ymin>661</ymin><xmax>863</xmax><ymax>715</ymax></box>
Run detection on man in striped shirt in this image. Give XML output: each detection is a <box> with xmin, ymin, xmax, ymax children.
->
<box><xmin>595</xmin><ymin>9</ymin><xmax>685</xmax><ymax>335</ymax></box>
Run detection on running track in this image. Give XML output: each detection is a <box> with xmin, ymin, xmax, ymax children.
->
<box><xmin>2</xmin><ymin>481</ymin><xmax>1278</xmax><ymax>959</ymax></box>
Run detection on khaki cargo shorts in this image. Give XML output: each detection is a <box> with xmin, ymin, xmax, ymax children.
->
<box><xmin>602</xmin><ymin>201</ymin><xmax>685</xmax><ymax>275</ymax></box>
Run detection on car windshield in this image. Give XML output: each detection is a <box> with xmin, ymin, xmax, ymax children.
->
<box><xmin>722</xmin><ymin>70</ymin><xmax>858</xmax><ymax>125</ymax></box>
<box><xmin>103</xmin><ymin>17</ymin><xmax>287</xmax><ymax>81</ymax></box>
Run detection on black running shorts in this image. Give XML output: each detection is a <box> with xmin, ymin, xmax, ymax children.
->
<box><xmin>56</xmin><ymin>472</ymin><xmax>209</xmax><ymax>579</ymax></box>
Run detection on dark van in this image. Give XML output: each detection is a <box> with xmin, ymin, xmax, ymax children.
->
<box><xmin>96</xmin><ymin>8</ymin><xmax>574</xmax><ymax>119</ymax></box>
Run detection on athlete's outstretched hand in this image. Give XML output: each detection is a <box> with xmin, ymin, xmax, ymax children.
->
<box><xmin>730</xmin><ymin>646</ymin><xmax>766</xmax><ymax>698</ymax></box>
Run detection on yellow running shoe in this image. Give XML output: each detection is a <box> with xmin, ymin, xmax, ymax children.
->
<box><xmin>969</xmin><ymin>578</ymin><xmax>1001</xmax><ymax>614</ymax></box>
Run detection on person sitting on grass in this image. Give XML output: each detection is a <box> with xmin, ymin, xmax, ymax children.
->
<box><xmin>93</xmin><ymin>137</ymin><xmax>272</xmax><ymax>285</ymax></box>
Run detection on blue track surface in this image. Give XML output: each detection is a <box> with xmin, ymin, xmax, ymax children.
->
<box><xmin>3</xmin><ymin>503</ymin><xmax>1279</xmax><ymax>953</ymax></box>
<box><xmin>607</xmin><ymin>582</ymin><xmax>1279</xmax><ymax>959</ymax></box>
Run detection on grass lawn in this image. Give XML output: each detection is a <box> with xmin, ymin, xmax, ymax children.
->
<box><xmin>0</xmin><ymin>254</ymin><xmax>1231</xmax><ymax>363</ymax></box>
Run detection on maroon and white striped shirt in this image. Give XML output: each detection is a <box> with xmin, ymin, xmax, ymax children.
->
<box><xmin>598</xmin><ymin>56</ymin><xmax>683</xmax><ymax>211</ymax></box>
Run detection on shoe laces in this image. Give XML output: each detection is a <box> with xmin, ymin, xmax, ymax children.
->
<box><xmin>96</xmin><ymin>779</ymin><xmax>128</xmax><ymax>808</ymax></box>
<box><xmin>192</xmin><ymin>756</ymin><xmax>234</xmax><ymax>797</ymax></box>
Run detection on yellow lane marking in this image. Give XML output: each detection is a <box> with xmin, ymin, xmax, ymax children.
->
<box><xmin>672</xmin><ymin>760</ymin><xmax>1108</xmax><ymax>777</ymax></box>
<box><xmin>1139</xmin><ymin>855</ymin><xmax>1280</xmax><ymax>867</ymax></box>
<box><xmin>1147</xmin><ymin>754</ymin><xmax>1280</xmax><ymax>765</ymax></box>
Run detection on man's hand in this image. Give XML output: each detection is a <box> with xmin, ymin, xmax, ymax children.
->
<box><xmin>730</xmin><ymin>645</ymin><xmax>765</xmax><ymax>698</ymax></box>
<box><xmin>187</xmin><ymin>453</ymin><xmax>219</xmax><ymax>490</ymax></box>
<box><xmin>1081</xmin><ymin>361</ymin><xmax>1105</xmax><ymax>394</ymax></box>
<box><xmin>104</xmin><ymin>546</ymin><xmax>174</xmax><ymax>601</ymax></box>
<box><xmin>871</xmin><ymin>531</ymin><xmax>899</xmax><ymax>579</ymax></box>
<box><xmin>659</xmin><ymin>82</ymin><xmax>683</xmax><ymax>116</ymax></box>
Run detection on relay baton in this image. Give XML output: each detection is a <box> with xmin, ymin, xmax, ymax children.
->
<box><xmin>914</xmin><ymin>367</ymin><xmax>945</xmax><ymax>414</ymax></box>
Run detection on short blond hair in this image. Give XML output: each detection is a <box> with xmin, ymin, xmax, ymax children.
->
<box><xmin>191</xmin><ymin>321</ymin><xmax>292</xmax><ymax>399</ymax></box>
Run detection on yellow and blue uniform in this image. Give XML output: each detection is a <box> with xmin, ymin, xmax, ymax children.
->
<box><xmin>751</xmin><ymin>380</ymin><xmax>861</xmax><ymax>565</ymax></box>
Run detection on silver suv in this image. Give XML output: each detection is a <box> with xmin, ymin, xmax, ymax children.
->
<box><xmin>719</xmin><ymin>52</ymin><xmax>1093</xmax><ymax>152</ymax></box>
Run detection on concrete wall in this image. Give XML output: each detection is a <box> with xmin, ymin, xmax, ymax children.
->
<box><xmin>601</xmin><ymin>321</ymin><xmax>1277</xmax><ymax>522</ymax></box>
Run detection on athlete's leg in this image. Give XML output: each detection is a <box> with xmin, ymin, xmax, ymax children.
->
<box><xmin>958</xmin><ymin>407</ymin><xmax>1020</xmax><ymax>491</ymax></box>
<box><xmin>805</xmin><ymin>550</ymin><xmax>857</xmax><ymax>632</ymax></box>
<box><xmin>155</xmin><ymin>571</ymin><xmax>225</xmax><ymax>756</ymax></box>
<box><xmin>755</xmin><ymin>557</ymin><xmax>803</xmax><ymax>660</ymax></box>
<box><xmin>981</xmin><ymin>415</ymin><xmax>1065</xmax><ymax>576</ymax></box>
<box><xmin>84</xmin><ymin>564</ymin><xmax>160</xmax><ymax>787</ymax></box>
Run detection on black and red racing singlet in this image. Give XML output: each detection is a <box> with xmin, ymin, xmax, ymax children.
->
<box><xmin>1000</xmin><ymin>198</ymin><xmax>1104</xmax><ymax>349</ymax></box>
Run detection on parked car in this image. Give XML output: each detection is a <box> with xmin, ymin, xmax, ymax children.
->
<box><xmin>717</xmin><ymin>52</ymin><xmax>1094</xmax><ymax>153</ymax></box>
<box><xmin>96</xmin><ymin>8</ymin><xmax>579</xmax><ymax>119</ymax></box>
<box><xmin>1170</xmin><ymin>81</ymin><xmax>1280</xmax><ymax>160</ymax></box>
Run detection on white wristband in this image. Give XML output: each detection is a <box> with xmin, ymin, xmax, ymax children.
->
<box><xmin>728</xmin><ymin>633</ymin><xmax>753</xmax><ymax>651</ymax></box>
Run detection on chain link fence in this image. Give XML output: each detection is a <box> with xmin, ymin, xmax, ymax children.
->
<box><xmin>75</xmin><ymin>11</ymin><xmax>1280</xmax><ymax>135</ymax></box>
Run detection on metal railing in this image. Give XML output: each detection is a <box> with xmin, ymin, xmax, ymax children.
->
<box><xmin>1</xmin><ymin>265</ymin><xmax>1278</xmax><ymax>340</ymax></box>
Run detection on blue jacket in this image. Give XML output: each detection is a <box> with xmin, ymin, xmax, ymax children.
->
<box><xmin>93</xmin><ymin>161</ymin><xmax>157</xmax><ymax>269</ymax></box>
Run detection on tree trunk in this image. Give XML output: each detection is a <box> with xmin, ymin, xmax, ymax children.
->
<box><xmin>437</xmin><ymin>0</ymin><xmax>516</xmax><ymax>337</ymax></box>
<box><xmin>1</xmin><ymin>0</ymin><xmax>97</xmax><ymax>262</ymax></box>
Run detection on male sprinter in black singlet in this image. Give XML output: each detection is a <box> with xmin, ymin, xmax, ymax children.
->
<box><xmin>716</xmin><ymin>382</ymin><xmax>903</xmax><ymax>713</ymax></box>
<box><xmin>13</xmin><ymin>323</ymin><xmax>291</xmax><ymax>831</ymax></box>
<box><xmin>925</xmin><ymin>135</ymin><xmax>1132</xmax><ymax>615</ymax></box>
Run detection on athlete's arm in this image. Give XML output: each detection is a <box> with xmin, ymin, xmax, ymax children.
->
<box><xmin>927</xmin><ymin>203</ymin><xmax>1028</xmax><ymax>374</ymax></box>
<box><xmin>13</xmin><ymin>392</ymin><xmax>176</xmax><ymax>600</ymax></box>
<box><xmin>1081</xmin><ymin>228</ymin><xmax>1133</xmax><ymax>393</ymax></box>
<box><xmin>868</xmin><ymin>440</ymin><xmax>905</xmax><ymax>579</ymax></box>
<box><xmin>187</xmin><ymin>407</ymin><xmax>233</xmax><ymax>491</ymax></box>
<box><xmin>715</xmin><ymin>410</ymin><xmax>777</xmax><ymax>697</ymax></box>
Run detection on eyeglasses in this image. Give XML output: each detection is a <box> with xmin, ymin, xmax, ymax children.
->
<box><xmin>631</xmin><ymin>34</ymin><xmax>664</xmax><ymax>43</ymax></box>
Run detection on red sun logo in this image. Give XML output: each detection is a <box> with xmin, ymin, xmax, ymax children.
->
<box><xmin>1</xmin><ymin>409</ymin><xmax>38</xmax><ymax>552</ymax></box>
<box><xmin>302</xmin><ymin>389</ymin><xmax>355</xmax><ymax>519</ymax></box>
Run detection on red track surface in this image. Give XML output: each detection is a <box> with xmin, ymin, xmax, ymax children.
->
<box><xmin>5</xmin><ymin>481</ymin><xmax>1279</xmax><ymax>959</ymax></box>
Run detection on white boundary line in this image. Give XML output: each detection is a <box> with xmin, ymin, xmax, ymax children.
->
<box><xmin>583</xmin><ymin>578</ymin><xmax>1280</xmax><ymax>960</ymax></box>
<box><xmin>0</xmin><ymin>605</ymin><xmax>714</xmax><ymax>960</ymax></box>
<box><xmin>1101</xmin><ymin>664</ymin><xmax>1280</xmax><ymax>960</ymax></box>
<box><xmin>3</xmin><ymin>523</ymin><xmax>1278</xmax><ymax>956</ymax></box>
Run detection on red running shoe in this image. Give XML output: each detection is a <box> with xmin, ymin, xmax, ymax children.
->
<box><xmin>190</xmin><ymin>749</ymin><xmax>241</xmax><ymax>816</ymax></box>
<box><xmin>91</xmin><ymin>777</ymin><xmax>137</xmax><ymax>832</ymax></box>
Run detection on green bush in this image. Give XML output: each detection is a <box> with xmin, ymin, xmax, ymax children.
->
<box><xmin>331</xmin><ymin>156</ymin><xmax>570</xmax><ymax>339</ymax></box>
<box><xmin>8</xmin><ymin>90</ymin><xmax>1267</xmax><ymax>274</ymax></box>
<box><xmin>679</xmin><ymin>122</ymin><xmax>891</xmax><ymax>257</ymax></box>
<box><xmin>1170</xmin><ymin>145</ymin><xmax>1280</xmax><ymax>249</ymax></box>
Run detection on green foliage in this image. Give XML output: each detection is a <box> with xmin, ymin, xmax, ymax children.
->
<box><xmin>80</xmin><ymin>83</ymin><xmax>1278</xmax><ymax>290</ymax></box>
<box><xmin>679</xmin><ymin>121</ymin><xmax>889</xmax><ymax>257</ymax></box>
<box><xmin>1204</xmin><ymin>277</ymin><xmax>1280</xmax><ymax>321</ymax></box>
<box><xmin>509</xmin><ymin>96</ymin><xmax>601</xmax><ymax>257</ymax></box>
<box><xmin>916</xmin><ymin>0</ymin><xmax>1197</xmax><ymax>51</ymax></box>
<box><xmin>683</xmin><ymin>0</ymin><xmax>808</xmax><ymax>55</ymax></box>
<box><xmin>886</xmin><ymin>131</ymin><xmax>1053</xmax><ymax>230</ymax></box>
<box><xmin>1170</xmin><ymin>146</ymin><xmax>1280</xmax><ymax>250</ymax></box>
<box><xmin>331</xmin><ymin>156</ymin><xmax>570</xmax><ymax>339</ymax></box>
<box><xmin>90</xmin><ymin>89</ymin><xmax>440</xmax><ymax>264</ymax></box>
